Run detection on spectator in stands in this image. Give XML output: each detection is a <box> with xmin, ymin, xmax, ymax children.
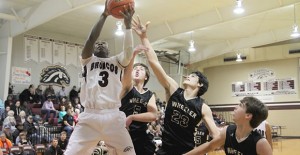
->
<box><xmin>57</xmin><ymin>86</ymin><xmax>67</xmax><ymax>100</ymax></box>
<box><xmin>0</xmin><ymin>98</ymin><xmax>4</xmax><ymax>111</ymax></box>
<box><xmin>21</xmin><ymin>138</ymin><xmax>35</xmax><ymax>155</ymax></box>
<box><xmin>17</xmin><ymin>131</ymin><xmax>32</xmax><ymax>148</ymax></box>
<box><xmin>19</xmin><ymin>84</ymin><xmax>39</xmax><ymax>105</ymax></box>
<box><xmin>45</xmin><ymin>138</ymin><xmax>63</xmax><ymax>155</ymax></box>
<box><xmin>11</xmin><ymin>100</ymin><xmax>25</xmax><ymax>117</ymax></box>
<box><xmin>22</xmin><ymin>102</ymin><xmax>33</xmax><ymax>116</ymax></box>
<box><xmin>36</xmin><ymin>118</ymin><xmax>52</xmax><ymax>144</ymax></box>
<box><xmin>65</xmin><ymin>102</ymin><xmax>74</xmax><ymax>111</ymax></box>
<box><xmin>154</xmin><ymin>93</ymin><xmax>163</xmax><ymax>108</ymax></box>
<box><xmin>218</xmin><ymin>114</ymin><xmax>226</xmax><ymax>124</ymax></box>
<box><xmin>36</xmin><ymin>84</ymin><xmax>44</xmax><ymax>104</ymax></box>
<box><xmin>41</xmin><ymin>96</ymin><xmax>57</xmax><ymax>122</ymax></box>
<box><xmin>72</xmin><ymin>97</ymin><xmax>83</xmax><ymax>112</ymax></box>
<box><xmin>3</xmin><ymin>125</ymin><xmax>13</xmax><ymax>142</ymax></box>
<box><xmin>23</xmin><ymin>115</ymin><xmax>38</xmax><ymax>145</ymax></box>
<box><xmin>0</xmin><ymin>132</ymin><xmax>13</xmax><ymax>153</ymax></box>
<box><xmin>0</xmin><ymin>106</ymin><xmax>10</xmax><ymax>122</ymax></box>
<box><xmin>12</xmin><ymin>123</ymin><xmax>24</xmax><ymax>144</ymax></box>
<box><xmin>8</xmin><ymin>82</ymin><xmax>14</xmax><ymax>95</ymax></box>
<box><xmin>0</xmin><ymin>100</ymin><xmax>3</xmax><ymax>127</ymax></box>
<box><xmin>4</xmin><ymin>95</ymin><xmax>14</xmax><ymax>108</ymax></box>
<box><xmin>73</xmin><ymin>108</ymin><xmax>80</xmax><ymax>125</ymax></box>
<box><xmin>15</xmin><ymin>110</ymin><xmax>27</xmax><ymax>124</ymax></box>
<box><xmin>58</xmin><ymin>97</ymin><xmax>68</xmax><ymax>111</ymax></box>
<box><xmin>58</xmin><ymin>131</ymin><xmax>68</xmax><ymax>152</ymax></box>
<box><xmin>63</xmin><ymin>108</ymin><xmax>75</xmax><ymax>138</ymax></box>
<box><xmin>58</xmin><ymin>105</ymin><xmax>67</xmax><ymax>124</ymax></box>
<box><xmin>154</xmin><ymin>124</ymin><xmax>162</xmax><ymax>137</ymax></box>
<box><xmin>15</xmin><ymin>130</ymin><xmax>28</xmax><ymax>145</ymax></box>
<box><xmin>69</xmin><ymin>86</ymin><xmax>78</xmax><ymax>102</ymax></box>
<box><xmin>44</xmin><ymin>85</ymin><xmax>56</xmax><ymax>99</ymax></box>
<box><xmin>212</xmin><ymin>112</ymin><xmax>225</xmax><ymax>126</ymax></box>
<box><xmin>2</xmin><ymin>110</ymin><xmax>16</xmax><ymax>131</ymax></box>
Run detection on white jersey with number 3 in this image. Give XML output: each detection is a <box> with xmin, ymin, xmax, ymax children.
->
<box><xmin>254</xmin><ymin>120</ymin><xmax>266</xmax><ymax>138</ymax></box>
<box><xmin>80</xmin><ymin>55</ymin><xmax>124</xmax><ymax>110</ymax></box>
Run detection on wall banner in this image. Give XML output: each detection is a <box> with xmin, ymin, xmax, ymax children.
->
<box><xmin>11</xmin><ymin>67</ymin><xmax>31</xmax><ymax>85</ymax></box>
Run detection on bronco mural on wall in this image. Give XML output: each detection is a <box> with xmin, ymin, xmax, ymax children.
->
<box><xmin>40</xmin><ymin>65</ymin><xmax>70</xmax><ymax>86</ymax></box>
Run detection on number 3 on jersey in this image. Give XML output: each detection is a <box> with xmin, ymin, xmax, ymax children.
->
<box><xmin>98</xmin><ymin>71</ymin><xmax>109</xmax><ymax>87</ymax></box>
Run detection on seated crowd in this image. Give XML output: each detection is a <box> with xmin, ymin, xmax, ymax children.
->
<box><xmin>0</xmin><ymin>84</ymin><xmax>226</xmax><ymax>155</ymax></box>
<box><xmin>0</xmin><ymin>84</ymin><xmax>81</xmax><ymax>155</ymax></box>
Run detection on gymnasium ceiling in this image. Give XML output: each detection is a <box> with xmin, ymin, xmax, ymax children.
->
<box><xmin>1</xmin><ymin>0</ymin><xmax>300</xmax><ymax>65</ymax></box>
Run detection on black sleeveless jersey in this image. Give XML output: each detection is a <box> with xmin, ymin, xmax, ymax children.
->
<box><xmin>224</xmin><ymin>125</ymin><xmax>263</xmax><ymax>155</ymax></box>
<box><xmin>120</xmin><ymin>87</ymin><xmax>153</xmax><ymax>132</ymax></box>
<box><xmin>162</xmin><ymin>88</ymin><xmax>203</xmax><ymax>153</ymax></box>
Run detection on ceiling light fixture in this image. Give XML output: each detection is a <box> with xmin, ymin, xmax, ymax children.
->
<box><xmin>115</xmin><ymin>21</ymin><xmax>124</xmax><ymax>36</ymax></box>
<box><xmin>236</xmin><ymin>53</ymin><xmax>243</xmax><ymax>62</ymax></box>
<box><xmin>233</xmin><ymin>0</ymin><xmax>245</xmax><ymax>14</ymax></box>
<box><xmin>188</xmin><ymin>40</ymin><xmax>196</xmax><ymax>52</ymax></box>
<box><xmin>188</xmin><ymin>32</ymin><xmax>196</xmax><ymax>52</ymax></box>
<box><xmin>291</xmin><ymin>4</ymin><xmax>300</xmax><ymax>38</ymax></box>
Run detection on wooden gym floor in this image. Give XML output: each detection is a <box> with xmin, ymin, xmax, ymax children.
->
<box><xmin>208</xmin><ymin>138</ymin><xmax>300</xmax><ymax>155</ymax></box>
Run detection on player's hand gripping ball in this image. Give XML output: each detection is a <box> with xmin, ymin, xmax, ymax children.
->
<box><xmin>107</xmin><ymin>0</ymin><xmax>135</xmax><ymax>19</ymax></box>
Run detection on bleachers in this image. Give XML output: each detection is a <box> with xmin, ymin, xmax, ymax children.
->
<box><xmin>29</xmin><ymin>103</ymin><xmax>60</xmax><ymax>126</ymax></box>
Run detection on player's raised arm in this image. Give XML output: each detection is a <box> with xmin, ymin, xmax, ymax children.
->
<box><xmin>81</xmin><ymin>0</ymin><xmax>109</xmax><ymax>59</ymax></box>
<box><xmin>117</xmin><ymin>4</ymin><xmax>135</xmax><ymax>67</ymax></box>
<box><xmin>132</xmin><ymin>16</ymin><xmax>178</xmax><ymax>98</ymax></box>
<box><xmin>202</xmin><ymin>103</ymin><xmax>220</xmax><ymax>139</ymax></box>
<box><xmin>121</xmin><ymin>45</ymin><xmax>148</xmax><ymax>97</ymax></box>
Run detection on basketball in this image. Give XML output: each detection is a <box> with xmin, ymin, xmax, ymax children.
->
<box><xmin>107</xmin><ymin>0</ymin><xmax>135</xmax><ymax>19</ymax></box>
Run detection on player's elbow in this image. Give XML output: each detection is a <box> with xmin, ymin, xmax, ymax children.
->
<box><xmin>211</xmin><ymin>130</ymin><xmax>220</xmax><ymax>139</ymax></box>
<box><xmin>150</xmin><ymin>112</ymin><xmax>158</xmax><ymax>122</ymax></box>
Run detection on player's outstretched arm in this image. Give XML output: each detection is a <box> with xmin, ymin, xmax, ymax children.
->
<box><xmin>132</xmin><ymin>16</ymin><xmax>178</xmax><ymax>97</ymax></box>
<box><xmin>82</xmin><ymin>0</ymin><xmax>109</xmax><ymax>59</ymax></box>
<box><xmin>202</xmin><ymin>103</ymin><xmax>220</xmax><ymax>139</ymax></box>
<box><xmin>121</xmin><ymin>45</ymin><xmax>148</xmax><ymax>97</ymax></box>
<box><xmin>117</xmin><ymin>4</ymin><xmax>135</xmax><ymax>67</ymax></box>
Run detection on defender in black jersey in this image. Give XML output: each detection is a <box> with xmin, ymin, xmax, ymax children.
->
<box><xmin>184</xmin><ymin>97</ymin><xmax>272</xmax><ymax>155</ymax></box>
<box><xmin>120</xmin><ymin>50</ymin><xmax>158</xmax><ymax>155</ymax></box>
<box><xmin>194</xmin><ymin>122</ymin><xmax>211</xmax><ymax>147</ymax></box>
<box><xmin>132</xmin><ymin>17</ymin><xmax>220</xmax><ymax>155</ymax></box>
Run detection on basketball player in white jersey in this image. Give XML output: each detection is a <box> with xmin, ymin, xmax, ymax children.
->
<box><xmin>64</xmin><ymin>1</ymin><xmax>136</xmax><ymax>155</ymax></box>
<box><xmin>254</xmin><ymin>120</ymin><xmax>273</xmax><ymax>149</ymax></box>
